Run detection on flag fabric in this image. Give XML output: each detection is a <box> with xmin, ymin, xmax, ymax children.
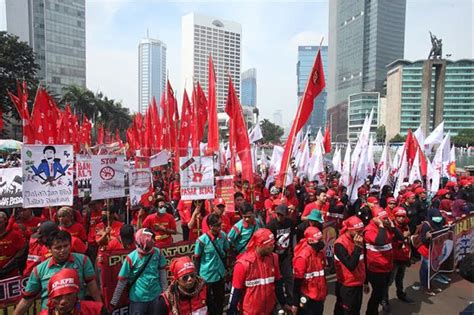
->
<box><xmin>160</xmin><ymin>91</ymin><xmax>172</xmax><ymax>150</ymax></box>
<box><xmin>445</xmin><ymin>146</ymin><xmax>457</xmax><ymax>182</ymax></box>
<box><xmin>8</xmin><ymin>81</ymin><xmax>34</xmax><ymax>143</ymax></box>
<box><xmin>225</xmin><ymin>75</ymin><xmax>253</xmax><ymax>184</ymax></box>
<box><xmin>207</xmin><ymin>55</ymin><xmax>219</xmax><ymax>153</ymax></box>
<box><xmin>308</xmin><ymin>141</ymin><xmax>324</xmax><ymax>184</ymax></box>
<box><xmin>279</xmin><ymin>49</ymin><xmax>325</xmax><ymax>185</ymax></box>
<box><xmin>394</xmin><ymin>148</ymin><xmax>408</xmax><ymax>198</ymax></box>
<box><xmin>408</xmin><ymin>149</ymin><xmax>422</xmax><ymax>184</ymax></box>
<box><xmin>424</xmin><ymin>121</ymin><xmax>444</xmax><ymax>153</ymax></box>
<box><xmin>332</xmin><ymin>146</ymin><xmax>342</xmax><ymax>174</ymax></box>
<box><xmin>97</xmin><ymin>124</ymin><xmax>104</xmax><ymax>145</ymax></box>
<box><xmin>431</xmin><ymin>132</ymin><xmax>450</xmax><ymax>193</ymax></box>
<box><xmin>340</xmin><ymin>144</ymin><xmax>351</xmax><ymax>188</ymax></box>
<box><xmin>150</xmin><ymin>96</ymin><xmax>161</xmax><ymax>151</ymax></box>
<box><xmin>249</xmin><ymin>122</ymin><xmax>263</xmax><ymax>143</ymax></box>
<box><xmin>366</xmin><ymin>136</ymin><xmax>375</xmax><ymax>176</ymax></box>
<box><xmin>178</xmin><ymin>90</ymin><xmax>193</xmax><ymax>157</ymax></box>
<box><xmin>413</xmin><ymin>125</ymin><xmax>425</xmax><ymax>149</ymax></box>
<box><xmin>323</xmin><ymin>122</ymin><xmax>331</xmax><ymax>154</ymax></box>
<box><xmin>266</xmin><ymin>146</ymin><xmax>284</xmax><ymax>188</ymax></box>
<box><xmin>404</xmin><ymin>129</ymin><xmax>417</xmax><ymax>168</ymax></box>
<box><xmin>31</xmin><ymin>88</ymin><xmax>61</xmax><ymax>144</ymax></box>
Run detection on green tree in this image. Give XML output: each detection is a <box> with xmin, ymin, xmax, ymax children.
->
<box><xmin>375</xmin><ymin>125</ymin><xmax>387</xmax><ymax>143</ymax></box>
<box><xmin>390</xmin><ymin>133</ymin><xmax>406</xmax><ymax>143</ymax></box>
<box><xmin>452</xmin><ymin>129</ymin><xmax>474</xmax><ymax>147</ymax></box>
<box><xmin>260</xmin><ymin>119</ymin><xmax>284</xmax><ymax>144</ymax></box>
<box><xmin>60</xmin><ymin>85</ymin><xmax>97</xmax><ymax>118</ymax></box>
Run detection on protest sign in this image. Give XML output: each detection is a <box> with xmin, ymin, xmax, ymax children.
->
<box><xmin>91</xmin><ymin>155</ymin><xmax>126</xmax><ymax>200</ymax></box>
<box><xmin>129</xmin><ymin>168</ymin><xmax>152</xmax><ymax>206</ymax></box>
<box><xmin>0</xmin><ymin>276</ymin><xmax>28</xmax><ymax>307</ymax></box>
<box><xmin>428</xmin><ymin>227</ymin><xmax>454</xmax><ymax>288</ymax></box>
<box><xmin>0</xmin><ymin>167</ymin><xmax>23</xmax><ymax>208</ymax></box>
<box><xmin>453</xmin><ymin>214</ymin><xmax>474</xmax><ymax>266</ymax></box>
<box><xmin>76</xmin><ymin>154</ymin><xmax>91</xmax><ymax>197</ymax></box>
<box><xmin>22</xmin><ymin>145</ymin><xmax>74</xmax><ymax>207</ymax></box>
<box><xmin>179</xmin><ymin>156</ymin><xmax>214</xmax><ymax>200</ymax></box>
<box><xmin>215</xmin><ymin>175</ymin><xmax>235</xmax><ymax>214</ymax></box>
<box><xmin>150</xmin><ymin>150</ymin><xmax>170</xmax><ymax>168</ymax></box>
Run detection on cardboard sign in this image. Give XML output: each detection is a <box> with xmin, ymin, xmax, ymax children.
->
<box><xmin>215</xmin><ymin>175</ymin><xmax>235</xmax><ymax>214</ymax></box>
<box><xmin>179</xmin><ymin>156</ymin><xmax>215</xmax><ymax>200</ymax></box>
<box><xmin>76</xmin><ymin>154</ymin><xmax>92</xmax><ymax>197</ymax></box>
<box><xmin>129</xmin><ymin>168</ymin><xmax>152</xmax><ymax>206</ymax></box>
<box><xmin>91</xmin><ymin>155</ymin><xmax>126</xmax><ymax>200</ymax></box>
<box><xmin>22</xmin><ymin>145</ymin><xmax>74</xmax><ymax>207</ymax></box>
<box><xmin>0</xmin><ymin>167</ymin><xmax>23</xmax><ymax>208</ymax></box>
<box><xmin>453</xmin><ymin>215</ymin><xmax>474</xmax><ymax>266</ymax></box>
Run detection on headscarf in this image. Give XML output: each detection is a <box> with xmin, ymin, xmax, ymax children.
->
<box><xmin>57</xmin><ymin>206</ymin><xmax>74</xmax><ymax>219</ymax></box>
<box><xmin>169</xmin><ymin>256</ymin><xmax>195</xmax><ymax>280</ymax></box>
<box><xmin>134</xmin><ymin>228</ymin><xmax>155</xmax><ymax>255</ymax></box>
<box><xmin>246</xmin><ymin>228</ymin><xmax>274</xmax><ymax>252</ymax></box>
<box><xmin>340</xmin><ymin>216</ymin><xmax>364</xmax><ymax>234</ymax></box>
<box><xmin>303</xmin><ymin>226</ymin><xmax>322</xmax><ymax>244</ymax></box>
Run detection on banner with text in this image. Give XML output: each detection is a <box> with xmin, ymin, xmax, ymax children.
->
<box><xmin>22</xmin><ymin>145</ymin><xmax>74</xmax><ymax>207</ymax></box>
<box><xmin>0</xmin><ymin>167</ymin><xmax>23</xmax><ymax>208</ymax></box>
<box><xmin>453</xmin><ymin>214</ymin><xmax>474</xmax><ymax>266</ymax></box>
<box><xmin>215</xmin><ymin>175</ymin><xmax>235</xmax><ymax>215</ymax></box>
<box><xmin>91</xmin><ymin>155</ymin><xmax>126</xmax><ymax>200</ymax></box>
<box><xmin>179</xmin><ymin>156</ymin><xmax>215</xmax><ymax>200</ymax></box>
<box><xmin>0</xmin><ymin>276</ymin><xmax>28</xmax><ymax>307</ymax></box>
<box><xmin>428</xmin><ymin>227</ymin><xmax>454</xmax><ymax>288</ymax></box>
<box><xmin>76</xmin><ymin>154</ymin><xmax>92</xmax><ymax>197</ymax></box>
<box><xmin>129</xmin><ymin>168</ymin><xmax>152</xmax><ymax>207</ymax></box>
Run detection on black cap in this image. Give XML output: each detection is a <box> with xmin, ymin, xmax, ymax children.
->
<box><xmin>275</xmin><ymin>204</ymin><xmax>288</xmax><ymax>215</ymax></box>
<box><xmin>32</xmin><ymin>221</ymin><xmax>59</xmax><ymax>239</ymax></box>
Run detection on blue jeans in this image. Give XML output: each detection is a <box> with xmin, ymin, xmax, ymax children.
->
<box><xmin>419</xmin><ymin>257</ymin><xmax>429</xmax><ymax>289</ymax></box>
<box><xmin>130</xmin><ymin>295</ymin><xmax>160</xmax><ymax>315</ymax></box>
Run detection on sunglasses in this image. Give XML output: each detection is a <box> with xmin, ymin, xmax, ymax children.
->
<box><xmin>181</xmin><ymin>273</ymin><xmax>196</xmax><ymax>282</ymax></box>
<box><xmin>388</xmin><ymin>202</ymin><xmax>396</xmax><ymax>205</ymax></box>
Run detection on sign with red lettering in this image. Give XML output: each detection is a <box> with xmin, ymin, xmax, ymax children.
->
<box><xmin>215</xmin><ymin>176</ymin><xmax>235</xmax><ymax>214</ymax></box>
<box><xmin>179</xmin><ymin>156</ymin><xmax>215</xmax><ymax>200</ymax></box>
<box><xmin>91</xmin><ymin>155</ymin><xmax>126</xmax><ymax>200</ymax></box>
<box><xmin>76</xmin><ymin>154</ymin><xmax>91</xmax><ymax>197</ymax></box>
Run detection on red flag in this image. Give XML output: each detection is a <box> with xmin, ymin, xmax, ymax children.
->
<box><xmin>225</xmin><ymin>75</ymin><xmax>253</xmax><ymax>184</ymax></box>
<box><xmin>150</xmin><ymin>96</ymin><xmax>161</xmax><ymax>151</ymax></box>
<box><xmin>279</xmin><ymin>49</ymin><xmax>326</xmax><ymax>184</ymax></box>
<box><xmin>207</xmin><ymin>54</ymin><xmax>219</xmax><ymax>154</ymax></box>
<box><xmin>97</xmin><ymin>124</ymin><xmax>104</xmax><ymax>145</ymax></box>
<box><xmin>412</xmin><ymin>136</ymin><xmax>428</xmax><ymax>177</ymax></box>
<box><xmin>404</xmin><ymin>129</ymin><xmax>417</xmax><ymax>168</ymax></box>
<box><xmin>81</xmin><ymin>116</ymin><xmax>92</xmax><ymax>147</ymax></box>
<box><xmin>7</xmin><ymin>81</ymin><xmax>34</xmax><ymax>143</ymax></box>
<box><xmin>323</xmin><ymin>121</ymin><xmax>331</xmax><ymax>154</ymax></box>
<box><xmin>178</xmin><ymin>90</ymin><xmax>193</xmax><ymax>157</ymax></box>
<box><xmin>167</xmin><ymin>81</ymin><xmax>179</xmax><ymax>153</ymax></box>
<box><xmin>191</xmin><ymin>83</ymin><xmax>209</xmax><ymax>155</ymax></box>
<box><xmin>160</xmin><ymin>91</ymin><xmax>172</xmax><ymax>150</ymax></box>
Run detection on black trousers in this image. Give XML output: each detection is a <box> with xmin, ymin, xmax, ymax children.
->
<box><xmin>207</xmin><ymin>278</ymin><xmax>225</xmax><ymax>315</ymax></box>
<box><xmin>334</xmin><ymin>282</ymin><xmax>363</xmax><ymax>315</ymax></box>
<box><xmin>181</xmin><ymin>224</ymin><xmax>190</xmax><ymax>241</ymax></box>
<box><xmin>366</xmin><ymin>271</ymin><xmax>391</xmax><ymax>315</ymax></box>
<box><xmin>384</xmin><ymin>261</ymin><xmax>408</xmax><ymax>301</ymax></box>
<box><xmin>298</xmin><ymin>298</ymin><xmax>324</xmax><ymax>315</ymax></box>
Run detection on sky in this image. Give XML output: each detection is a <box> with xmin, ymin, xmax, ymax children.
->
<box><xmin>86</xmin><ymin>0</ymin><xmax>473</xmax><ymax>125</ymax></box>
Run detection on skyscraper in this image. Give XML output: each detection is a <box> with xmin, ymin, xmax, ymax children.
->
<box><xmin>241</xmin><ymin>68</ymin><xmax>257</xmax><ymax>107</ymax></box>
<box><xmin>138</xmin><ymin>37</ymin><xmax>167</xmax><ymax>115</ymax></box>
<box><xmin>297</xmin><ymin>46</ymin><xmax>328</xmax><ymax>133</ymax></box>
<box><xmin>181</xmin><ymin>12</ymin><xmax>242</xmax><ymax>112</ymax></box>
<box><xmin>1</xmin><ymin>0</ymin><xmax>86</xmax><ymax>96</ymax></box>
<box><xmin>327</xmin><ymin>0</ymin><xmax>406</xmax><ymax>140</ymax></box>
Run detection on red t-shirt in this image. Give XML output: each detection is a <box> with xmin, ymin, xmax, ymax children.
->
<box><xmin>142</xmin><ymin>213</ymin><xmax>177</xmax><ymax>247</ymax></box>
<box><xmin>61</xmin><ymin>222</ymin><xmax>87</xmax><ymax>242</ymax></box>
<box><xmin>106</xmin><ymin>238</ymin><xmax>136</xmax><ymax>251</ymax></box>
<box><xmin>95</xmin><ymin>221</ymin><xmax>124</xmax><ymax>247</ymax></box>
<box><xmin>302</xmin><ymin>201</ymin><xmax>328</xmax><ymax>218</ymax></box>
<box><xmin>87</xmin><ymin>209</ymin><xmax>103</xmax><ymax>244</ymax></box>
<box><xmin>0</xmin><ymin>227</ymin><xmax>26</xmax><ymax>277</ymax></box>
<box><xmin>177</xmin><ymin>200</ymin><xmax>193</xmax><ymax>225</ymax></box>
<box><xmin>14</xmin><ymin>216</ymin><xmax>43</xmax><ymax>239</ymax></box>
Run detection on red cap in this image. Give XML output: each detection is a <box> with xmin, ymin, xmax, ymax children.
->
<box><xmin>247</xmin><ymin>228</ymin><xmax>275</xmax><ymax>251</ymax></box>
<box><xmin>386</xmin><ymin>197</ymin><xmax>397</xmax><ymax>204</ymax></box>
<box><xmin>170</xmin><ymin>256</ymin><xmax>196</xmax><ymax>280</ymax></box>
<box><xmin>436</xmin><ymin>188</ymin><xmax>450</xmax><ymax>197</ymax></box>
<box><xmin>304</xmin><ymin>227</ymin><xmax>323</xmax><ymax>243</ymax></box>
<box><xmin>307</xmin><ymin>189</ymin><xmax>316</xmax><ymax>195</ymax></box>
<box><xmin>340</xmin><ymin>216</ymin><xmax>364</xmax><ymax>234</ymax></box>
<box><xmin>414</xmin><ymin>187</ymin><xmax>426</xmax><ymax>195</ymax></box>
<box><xmin>460</xmin><ymin>179</ymin><xmax>470</xmax><ymax>187</ymax></box>
<box><xmin>214</xmin><ymin>198</ymin><xmax>226</xmax><ymax>206</ymax></box>
<box><xmin>393</xmin><ymin>207</ymin><xmax>407</xmax><ymax>217</ymax></box>
<box><xmin>273</xmin><ymin>197</ymin><xmax>288</xmax><ymax>206</ymax></box>
<box><xmin>327</xmin><ymin>189</ymin><xmax>336</xmax><ymax>198</ymax></box>
<box><xmin>445</xmin><ymin>181</ymin><xmax>456</xmax><ymax>188</ymax></box>
<box><xmin>367</xmin><ymin>196</ymin><xmax>379</xmax><ymax>204</ymax></box>
<box><xmin>47</xmin><ymin>269</ymin><xmax>80</xmax><ymax>299</ymax></box>
<box><xmin>358</xmin><ymin>187</ymin><xmax>368</xmax><ymax>196</ymax></box>
<box><xmin>371</xmin><ymin>206</ymin><xmax>389</xmax><ymax>219</ymax></box>
<box><xmin>403</xmin><ymin>192</ymin><xmax>415</xmax><ymax>199</ymax></box>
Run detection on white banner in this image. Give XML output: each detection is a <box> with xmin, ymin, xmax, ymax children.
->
<box><xmin>22</xmin><ymin>145</ymin><xmax>74</xmax><ymax>207</ymax></box>
<box><xmin>179</xmin><ymin>156</ymin><xmax>214</xmax><ymax>200</ymax></box>
<box><xmin>0</xmin><ymin>167</ymin><xmax>23</xmax><ymax>208</ymax></box>
<box><xmin>129</xmin><ymin>168</ymin><xmax>152</xmax><ymax>206</ymax></box>
<box><xmin>76</xmin><ymin>154</ymin><xmax>92</xmax><ymax>197</ymax></box>
<box><xmin>150</xmin><ymin>150</ymin><xmax>171</xmax><ymax>168</ymax></box>
<box><xmin>91</xmin><ymin>155</ymin><xmax>126</xmax><ymax>200</ymax></box>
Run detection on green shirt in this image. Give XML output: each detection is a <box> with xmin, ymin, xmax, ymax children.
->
<box><xmin>118</xmin><ymin>248</ymin><xmax>167</xmax><ymax>302</ymax></box>
<box><xmin>195</xmin><ymin>231</ymin><xmax>229</xmax><ymax>283</ymax></box>
<box><xmin>228</xmin><ymin>218</ymin><xmax>263</xmax><ymax>253</ymax></box>
<box><xmin>24</xmin><ymin>253</ymin><xmax>96</xmax><ymax>310</ymax></box>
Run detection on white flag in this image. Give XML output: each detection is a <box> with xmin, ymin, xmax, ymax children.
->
<box><xmin>332</xmin><ymin>146</ymin><xmax>342</xmax><ymax>174</ymax></box>
<box><xmin>265</xmin><ymin>146</ymin><xmax>284</xmax><ymax>188</ymax></box>
<box><xmin>249</xmin><ymin>123</ymin><xmax>263</xmax><ymax>143</ymax></box>
<box><xmin>341</xmin><ymin>143</ymin><xmax>351</xmax><ymax>188</ymax></box>
<box><xmin>308</xmin><ymin>141</ymin><xmax>325</xmax><ymax>184</ymax></box>
<box><xmin>408</xmin><ymin>149</ymin><xmax>422</xmax><ymax>184</ymax></box>
<box><xmin>413</xmin><ymin>125</ymin><xmax>425</xmax><ymax>149</ymax></box>
<box><xmin>424</xmin><ymin>121</ymin><xmax>444</xmax><ymax>153</ymax></box>
<box><xmin>394</xmin><ymin>149</ymin><xmax>408</xmax><ymax>198</ymax></box>
<box><xmin>445</xmin><ymin>146</ymin><xmax>457</xmax><ymax>182</ymax></box>
<box><xmin>367</xmin><ymin>136</ymin><xmax>375</xmax><ymax>175</ymax></box>
<box><xmin>296</xmin><ymin>133</ymin><xmax>310</xmax><ymax>176</ymax></box>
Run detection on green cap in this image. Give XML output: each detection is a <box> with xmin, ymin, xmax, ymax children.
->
<box><xmin>307</xmin><ymin>210</ymin><xmax>324</xmax><ymax>223</ymax></box>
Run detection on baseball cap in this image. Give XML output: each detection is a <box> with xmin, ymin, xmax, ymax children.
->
<box><xmin>47</xmin><ymin>268</ymin><xmax>80</xmax><ymax>299</ymax></box>
<box><xmin>275</xmin><ymin>204</ymin><xmax>288</xmax><ymax>216</ymax></box>
<box><xmin>307</xmin><ymin>210</ymin><xmax>324</xmax><ymax>223</ymax></box>
<box><xmin>304</xmin><ymin>227</ymin><xmax>323</xmax><ymax>243</ymax></box>
<box><xmin>367</xmin><ymin>196</ymin><xmax>379</xmax><ymax>204</ymax></box>
<box><xmin>33</xmin><ymin>221</ymin><xmax>59</xmax><ymax>239</ymax></box>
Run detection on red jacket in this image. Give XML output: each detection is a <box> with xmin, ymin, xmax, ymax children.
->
<box><xmin>392</xmin><ymin>223</ymin><xmax>410</xmax><ymax>262</ymax></box>
<box><xmin>293</xmin><ymin>242</ymin><xmax>327</xmax><ymax>301</ymax></box>
<box><xmin>162</xmin><ymin>284</ymin><xmax>208</xmax><ymax>315</ymax></box>
<box><xmin>334</xmin><ymin>233</ymin><xmax>365</xmax><ymax>287</ymax></box>
<box><xmin>232</xmin><ymin>250</ymin><xmax>281</xmax><ymax>315</ymax></box>
<box><xmin>364</xmin><ymin>221</ymin><xmax>394</xmax><ymax>273</ymax></box>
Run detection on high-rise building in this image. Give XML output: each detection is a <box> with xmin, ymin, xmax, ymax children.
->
<box><xmin>241</xmin><ymin>68</ymin><xmax>257</xmax><ymax>107</ymax></box>
<box><xmin>297</xmin><ymin>46</ymin><xmax>328</xmax><ymax>133</ymax></box>
<box><xmin>385</xmin><ymin>59</ymin><xmax>474</xmax><ymax>139</ymax></box>
<box><xmin>347</xmin><ymin>92</ymin><xmax>380</xmax><ymax>142</ymax></box>
<box><xmin>138</xmin><ymin>38</ymin><xmax>167</xmax><ymax>115</ymax></box>
<box><xmin>182</xmin><ymin>12</ymin><xmax>242</xmax><ymax>112</ymax></box>
<box><xmin>1</xmin><ymin>0</ymin><xmax>86</xmax><ymax>96</ymax></box>
<box><xmin>327</xmin><ymin>0</ymin><xmax>406</xmax><ymax>140</ymax></box>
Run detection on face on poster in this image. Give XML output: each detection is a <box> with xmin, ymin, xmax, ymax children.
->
<box><xmin>22</xmin><ymin>145</ymin><xmax>74</xmax><ymax>207</ymax></box>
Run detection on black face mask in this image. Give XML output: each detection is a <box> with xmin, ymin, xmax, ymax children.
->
<box><xmin>101</xmin><ymin>215</ymin><xmax>109</xmax><ymax>224</ymax></box>
<box><xmin>310</xmin><ymin>241</ymin><xmax>325</xmax><ymax>252</ymax></box>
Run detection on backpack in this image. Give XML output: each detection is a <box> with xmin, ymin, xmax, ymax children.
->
<box><xmin>410</xmin><ymin>221</ymin><xmax>432</xmax><ymax>249</ymax></box>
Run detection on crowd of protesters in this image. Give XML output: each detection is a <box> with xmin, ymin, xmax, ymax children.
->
<box><xmin>1</xmin><ymin>159</ymin><xmax>474</xmax><ymax>315</ymax></box>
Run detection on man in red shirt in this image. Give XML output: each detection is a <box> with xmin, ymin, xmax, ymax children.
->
<box><xmin>0</xmin><ymin>212</ymin><xmax>26</xmax><ymax>278</ymax></box>
<box><xmin>177</xmin><ymin>199</ymin><xmax>193</xmax><ymax>240</ymax></box>
<box><xmin>13</xmin><ymin>208</ymin><xmax>43</xmax><ymax>239</ymax></box>
<box><xmin>302</xmin><ymin>187</ymin><xmax>328</xmax><ymax>220</ymax></box>
<box><xmin>202</xmin><ymin>198</ymin><xmax>231</xmax><ymax>234</ymax></box>
<box><xmin>142</xmin><ymin>198</ymin><xmax>177</xmax><ymax>247</ymax></box>
<box><xmin>228</xmin><ymin>228</ymin><xmax>291</xmax><ymax>315</ymax></box>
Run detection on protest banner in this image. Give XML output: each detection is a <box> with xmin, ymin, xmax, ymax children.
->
<box><xmin>215</xmin><ymin>175</ymin><xmax>235</xmax><ymax>215</ymax></box>
<box><xmin>322</xmin><ymin>224</ymin><xmax>338</xmax><ymax>261</ymax></box>
<box><xmin>129</xmin><ymin>168</ymin><xmax>152</xmax><ymax>207</ymax></box>
<box><xmin>150</xmin><ymin>150</ymin><xmax>171</xmax><ymax>168</ymax></box>
<box><xmin>91</xmin><ymin>155</ymin><xmax>126</xmax><ymax>200</ymax></box>
<box><xmin>0</xmin><ymin>276</ymin><xmax>28</xmax><ymax>307</ymax></box>
<box><xmin>453</xmin><ymin>214</ymin><xmax>474</xmax><ymax>266</ymax></box>
<box><xmin>179</xmin><ymin>156</ymin><xmax>214</xmax><ymax>200</ymax></box>
<box><xmin>0</xmin><ymin>167</ymin><xmax>23</xmax><ymax>208</ymax></box>
<box><xmin>428</xmin><ymin>227</ymin><xmax>454</xmax><ymax>288</ymax></box>
<box><xmin>22</xmin><ymin>145</ymin><xmax>74</xmax><ymax>208</ymax></box>
<box><xmin>76</xmin><ymin>154</ymin><xmax>92</xmax><ymax>197</ymax></box>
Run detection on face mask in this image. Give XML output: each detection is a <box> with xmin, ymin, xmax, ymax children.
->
<box><xmin>158</xmin><ymin>207</ymin><xmax>167</xmax><ymax>214</ymax></box>
<box><xmin>310</xmin><ymin>241</ymin><xmax>325</xmax><ymax>251</ymax></box>
<box><xmin>101</xmin><ymin>215</ymin><xmax>109</xmax><ymax>224</ymax></box>
<box><xmin>432</xmin><ymin>216</ymin><xmax>443</xmax><ymax>223</ymax></box>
